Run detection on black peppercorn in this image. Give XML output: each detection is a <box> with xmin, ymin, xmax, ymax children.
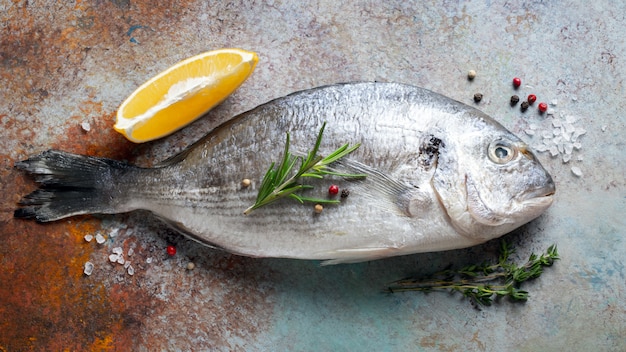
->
<box><xmin>473</xmin><ymin>93</ymin><xmax>483</xmax><ymax>103</ymax></box>
<box><xmin>520</xmin><ymin>101</ymin><xmax>529</xmax><ymax>112</ymax></box>
<box><xmin>510</xmin><ymin>95</ymin><xmax>520</xmax><ymax>106</ymax></box>
<box><xmin>340</xmin><ymin>189</ymin><xmax>350</xmax><ymax>199</ymax></box>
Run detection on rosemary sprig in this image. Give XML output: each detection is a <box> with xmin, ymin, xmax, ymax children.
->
<box><xmin>386</xmin><ymin>241</ymin><xmax>559</xmax><ymax>306</ymax></box>
<box><xmin>244</xmin><ymin>122</ymin><xmax>365</xmax><ymax>215</ymax></box>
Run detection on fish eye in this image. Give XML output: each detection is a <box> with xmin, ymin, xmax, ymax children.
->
<box><xmin>488</xmin><ymin>140</ymin><xmax>517</xmax><ymax>164</ymax></box>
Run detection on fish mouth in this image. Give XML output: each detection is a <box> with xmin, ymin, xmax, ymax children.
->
<box><xmin>464</xmin><ymin>174</ymin><xmax>555</xmax><ymax>227</ymax></box>
<box><xmin>522</xmin><ymin>178</ymin><xmax>556</xmax><ymax>202</ymax></box>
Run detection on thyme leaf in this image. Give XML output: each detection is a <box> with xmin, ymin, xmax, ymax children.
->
<box><xmin>244</xmin><ymin>122</ymin><xmax>365</xmax><ymax>215</ymax></box>
<box><xmin>386</xmin><ymin>241</ymin><xmax>560</xmax><ymax>307</ymax></box>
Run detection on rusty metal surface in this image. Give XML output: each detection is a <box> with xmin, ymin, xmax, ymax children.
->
<box><xmin>1</xmin><ymin>1</ymin><xmax>625</xmax><ymax>350</ymax></box>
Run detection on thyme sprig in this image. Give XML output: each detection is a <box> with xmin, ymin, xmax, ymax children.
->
<box><xmin>244</xmin><ymin>122</ymin><xmax>365</xmax><ymax>215</ymax></box>
<box><xmin>386</xmin><ymin>241</ymin><xmax>559</xmax><ymax>306</ymax></box>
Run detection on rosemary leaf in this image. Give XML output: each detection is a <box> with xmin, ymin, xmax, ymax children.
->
<box><xmin>244</xmin><ymin>122</ymin><xmax>365</xmax><ymax>215</ymax></box>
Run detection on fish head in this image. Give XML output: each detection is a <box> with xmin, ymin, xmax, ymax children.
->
<box><xmin>433</xmin><ymin>125</ymin><xmax>555</xmax><ymax>242</ymax></box>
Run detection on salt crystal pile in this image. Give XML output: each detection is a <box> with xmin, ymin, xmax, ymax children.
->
<box><xmin>109</xmin><ymin>247</ymin><xmax>125</xmax><ymax>264</ymax></box>
<box><xmin>526</xmin><ymin>111</ymin><xmax>586</xmax><ymax>174</ymax></box>
<box><xmin>108</xmin><ymin>247</ymin><xmax>136</xmax><ymax>276</ymax></box>
<box><xmin>124</xmin><ymin>261</ymin><xmax>134</xmax><ymax>276</ymax></box>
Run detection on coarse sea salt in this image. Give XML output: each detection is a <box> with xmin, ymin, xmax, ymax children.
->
<box><xmin>556</xmin><ymin>143</ymin><xmax>564</xmax><ymax>154</ymax></box>
<box><xmin>84</xmin><ymin>234</ymin><xmax>93</xmax><ymax>242</ymax></box>
<box><xmin>549</xmin><ymin>146</ymin><xmax>559</xmax><ymax>157</ymax></box>
<box><xmin>527</xmin><ymin>109</ymin><xmax>589</xmax><ymax>180</ymax></box>
<box><xmin>128</xmin><ymin>248</ymin><xmax>134</xmax><ymax>256</ymax></box>
<box><xmin>553</xmin><ymin>137</ymin><xmax>563</xmax><ymax>147</ymax></box>
<box><xmin>109</xmin><ymin>254</ymin><xmax>119</xmax><ymax>263</ymax></box>
<box><xmin>127</xmin><ymin>265</ymin><xmax>135</xmax><ymax>276</ymax></box>
<box><xmin>80</xmin><ymin>122</ymin><xmax>91</xmax><ymax>132</ymax></box>
<box><xmin>112</xmin><ymin>247</ymin><xmax>123</xmax><ymax>255</ymax></box>
<box><xmin>95</xmin><ymin>233</ymin><xmax>106</xmax><ymax>244</ymax></box>
<box><xmin>84</xmin><ymin>262</ymin><xmax>94</xmax><ymax>276</ymax></box>
<box><xmin>562</xmin><ymin>153</ymin><xmax>572</xmax><ymax>163</ymax></box>
<box><xmin>571</xmin><ymin>128</ymin><xmax>587</xmax><ymax>142</ymax></box>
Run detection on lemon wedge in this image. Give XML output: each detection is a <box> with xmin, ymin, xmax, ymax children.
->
<box><xmin>114</xmin><ymin>48</ymin><xmax>258</xmax><ymax>143</ymax></box>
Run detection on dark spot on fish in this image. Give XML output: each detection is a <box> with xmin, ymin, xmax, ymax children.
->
<box><xmin>418</xmin><ymin>135</ymin><xmax>444</xmax><ymax>170</ymax></box>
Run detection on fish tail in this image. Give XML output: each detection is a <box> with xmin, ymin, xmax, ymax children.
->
<box><xmin>14</xmin><ymin>150</ymin><xmax>136</xmax><ymax>222</ymax></box>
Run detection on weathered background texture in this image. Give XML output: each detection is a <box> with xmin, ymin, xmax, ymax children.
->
<box><xmin>1</xmin><ymin>1</ymin><xmax>624</xmax><ymax>351</ymax></box>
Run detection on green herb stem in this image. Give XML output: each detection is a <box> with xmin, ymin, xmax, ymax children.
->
<box><xmin>244</xmin><ymin>122</ymin><xmax>365</xmax><ymax>214</ymax></box>
<box><xmin>387</xmin><ymin>241</ymin><xmax>559</xmax><ymax>306</ymax></box>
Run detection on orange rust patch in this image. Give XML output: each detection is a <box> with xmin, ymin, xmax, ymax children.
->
<box><xmin>0</xmin><ymin>219</ymin><xmax>106</xmax><ymax>350</ymax></box>
<box><xmin>1</xmin><ymin>197</ymin><xmax>159</xmax><ymax>350</ymax></box>
<box><xmin>3</xmin><ymin>121</ymin><xmax>143</xmax><ymax>349</ymax></box>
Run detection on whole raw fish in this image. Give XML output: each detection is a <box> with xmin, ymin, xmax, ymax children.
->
<box><xmin>15</xmin><ymin>83</ymin><xmax>555</xmax><ymax>264</ymax></box>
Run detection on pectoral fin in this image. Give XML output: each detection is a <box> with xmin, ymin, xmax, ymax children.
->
<box><xmin>334</xmin><ymin>158</ymin><xmax>435</xmax><ymax>218</ymax></box>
